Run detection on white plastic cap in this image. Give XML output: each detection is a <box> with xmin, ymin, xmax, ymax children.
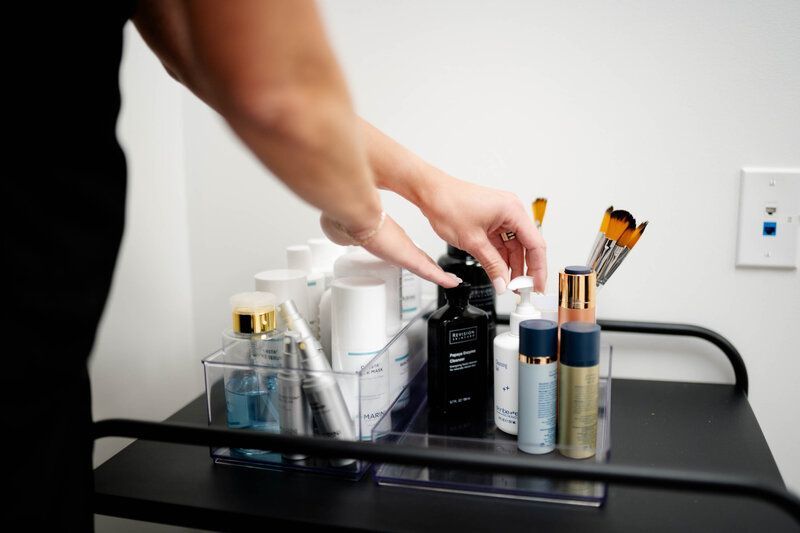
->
<box><xmin>254</xmin><ymin>269</ymin><xmax>310</xmax><ymax>322</ymax></box>
<box><xmin>286</xmin><ymin>244</ymin><xmax>312</xmax><ymax>273</ymax></box>
<box><xmin>230</xmin><ymin>291</ymin><xmax>276</xmax><ymax>313</ymax></box>
<box><xmin>507</xmin><ymin>276</ymin><xmax>541</xmax><ymax>334</ymax></box>
<box><xmin>308</xmin><ymin>237</ymin><xmax>346</xmax><ymax>273</ymax></box>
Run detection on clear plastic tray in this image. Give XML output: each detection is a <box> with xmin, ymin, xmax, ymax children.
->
<box><xmin>202</xmin><ymin>298</ymin><xmax>434</xmax><ymax>480</ymax></box>
<box><xmin>373</xmin><ymin>335</ymin><xmax>612</xmax><ymax>506</ymax></box>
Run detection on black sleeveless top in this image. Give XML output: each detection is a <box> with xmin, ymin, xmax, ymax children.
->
<box><xmin>10</xmin><ymin>2</ymin><xmax>136</xmax><ymax>372</ymax></box>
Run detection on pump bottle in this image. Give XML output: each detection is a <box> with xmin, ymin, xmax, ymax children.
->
<box><xmin>493</xmin><ymin>276</ymin><xmax>541</xmax><ymax>435</ymax></box>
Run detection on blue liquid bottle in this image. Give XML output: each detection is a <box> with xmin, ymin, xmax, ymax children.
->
<box><xmin>223</xmin><ymin>292</ymin><xmax>284</xmax><ymax>456</ymax></box>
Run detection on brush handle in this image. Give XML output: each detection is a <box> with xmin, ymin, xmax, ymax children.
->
<box><xmin>594</xmin><ymin>240</ymin><xmax>621</xmax><ymax>277</ymax></box>
<box><xmin>587</xmin><ymin>232</ymin><xmax>608</xmax><ymax>269</ymax></box>
<box><xmin>598</xmin><ymin>247</ymin><xmax>630</xmax><ymax>285</ymax></box>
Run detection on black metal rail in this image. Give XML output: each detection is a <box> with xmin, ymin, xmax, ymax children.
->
<box><xmin>94</xmin><ymin>419</ymin><xmax>800</xmax><ymax>524</ymax></box>
<box><xmin>496</xmin><ymin>315</ymin><xmax>748</xmax><ymax>395</ymax></box>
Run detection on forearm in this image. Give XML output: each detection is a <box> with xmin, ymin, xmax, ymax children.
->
<box><xmin>137</xmin><ymin>0</ymin><xmax>380</xmax><ymax>230</ymax></box>
<box><xmin>360</xmin><ymin>119</ymin><xmax>453</xmax><ymax>212</ymax></box>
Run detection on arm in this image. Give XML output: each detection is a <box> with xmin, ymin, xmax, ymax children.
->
<box><xmin>133</xmin><ymin>0</ymin><xmax>459</xmax><ymax>287</ymax></box>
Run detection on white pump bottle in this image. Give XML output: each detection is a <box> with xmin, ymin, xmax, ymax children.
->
<box><xmin>493</xmin><ymin>276</ymin><xmax>541</xmax><ymax>435</ymax></box>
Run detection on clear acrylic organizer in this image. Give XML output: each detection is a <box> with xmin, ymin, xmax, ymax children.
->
<box><xmin>372</xmin><ymin>332</ymin><xmax>613</xmax><ymax>507</ymax></box>
<box><xmin>202</xmin><ymin>299</ymin><xmax>435</xmax><ymax>480</ymax></box>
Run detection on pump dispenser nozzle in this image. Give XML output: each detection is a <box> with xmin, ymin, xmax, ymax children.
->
<box><xmin>506</xmin><ymin>276</ymin><xmax>541</xmax><ymax>334</ymax></box>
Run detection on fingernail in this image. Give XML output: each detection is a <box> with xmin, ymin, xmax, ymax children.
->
<box><xmin>447</xmin><ymin>273</ymin><xmax>463</xmax><ymax>285</ymax></box>
<box><xmin>492</xmin><ymin>277</ymin><xmax>506</xmax><ymax>295</ymax></box>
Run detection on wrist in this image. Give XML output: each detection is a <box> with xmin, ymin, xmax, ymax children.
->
<box><xmin>416</xmin><ymin>165</ymin><xmax>456</xmax><ymax>216</ymax></box>
<box><xmin>329</xmin><ymin>208</ymin><xmax>386</xmax><ymax>246</ymax></box>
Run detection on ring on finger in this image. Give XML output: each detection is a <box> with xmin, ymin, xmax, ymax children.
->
<box><xmin>500</xmin><ymin>231</ymin><xmax>516</xmax><ymax>242</ymax></box>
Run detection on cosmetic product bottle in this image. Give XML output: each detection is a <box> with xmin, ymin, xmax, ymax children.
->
<box><xmin>517</xmin><ymin>319</ymin><xmax>557</xmax><ymax>454</ymax></box>
<box><xmin>331</xmin><ymin>276</ymin><xmax>389</xmax><ymax>439</ymax></box>
<box><xmin>254</xmin><ymin>269</ymin><xmax>310</xmax><ymax>329</ymax></box>
<box><xmin>318</xmin><ymin>287</ymin><xmax>333</xmax><ymax>363</ymax></box>
<box><xmin>286</xmin><ymin>244</ymin><xmax>326</xmax><ymax>339</ymax></box>
<box><xmin>400</xmin><ymin>268</ymin><xmax>422</xmax><ymax>321</ymax></box>
<box><xmin>277</xmin><ymin>331</ymin><xmax>313</xmax><ymax>460</ymax></box>
<box><xmin>558</xmin><ymin>322</ymin><xmax>601</xmax><ymax>459</ymax></box>
<box><xmin>334</xmin><ymin>247</ymin><xmax>408</xmax><ymax>405</ymax></box>
<box><xmin>308</xmin><ymin>237</ymin><xmax>345</xmax><ymax>287</ymax></box>
<box><xmin>280</xmin><ymin>299</ymin><xmax>356</xmax><ymax>466</ymax></box>
<box><xmin>493</xmin><ymin>276</ymin><xmax>541</xmax><ymax>435</ymax></box>
<box><xmin>427</xmin><ymin>283</ymin><xmax>489</xmax><ymax>416</ymax></box>
<box><xmin>437</xmin><ymin>245</ymin><xmax>497</xmax><ymax>377</ymax></box>
<box><xmin>437</xmin><ymin>245</ymin><xmax>497</xmax><ymax>322</ymax></box>
<box><xmin>334</xmin><ymin>247</ymin><xmax>401</xmax><ymax>334</ymax></box>
<box><xmin>222</xmin><ymin>292</ymin><xmax>283</xmax><ymax>456</ymax></box>
<box><xmin>558</xmin><ymin>266</ymin><xmax>596</xmax><ymax>327</ymax></box>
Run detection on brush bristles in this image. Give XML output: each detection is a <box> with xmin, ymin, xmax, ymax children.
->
<box><xmin>533</xmin><ymin>198</ymin><xmax>547</xmax><ymax>226</ymax></box>
<box><xmin>616</xmin><ymin>227</ymin><xmax>636</xmax><ymax>248</ymax></box>
<box><xmin>599</xmin><ymin>206</ymin><xmax>613</xmax><ymax>233</ymax></box>
<box><xmin>627</xmin><ymin>221</ymin><xmax>648</xmax><ymax>249</ymax></box>
<box><xmin>605</xmin><ymin>210</ymin><xmax>635</xmax><ymax>241</ymax></box>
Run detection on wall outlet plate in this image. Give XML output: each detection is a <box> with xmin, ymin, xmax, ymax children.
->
<box><xmin>736</xmin><ymin>168</ymin><xmax>800</xmax><ymax>269</ymax></box>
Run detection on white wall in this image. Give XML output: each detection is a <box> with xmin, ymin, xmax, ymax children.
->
<box><xmin>93</xmin><ymin>0</ymin><xmax>800</xmax><ymax>503</ymax></box>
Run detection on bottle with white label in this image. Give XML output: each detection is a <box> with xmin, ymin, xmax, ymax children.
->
<box><xmin>331</xmin><ymin>276</ymin><xmax>389</xmax><ymax>440</ymax></box>
<box><xmin>493</xmin><ymin>276</ymin><xmax>541</xmax><ymax>435</ymax></box>
<box><xmin>517</xmin><ymin>319</ymin><xmax>557</xmax><ymax>455</ymax></box>
<box><xmin>427</xmin><ymin>283</ymin><xmax>489</xmax><ymax>416</ymax></box>
<box><xmin>286</xmin><ymin>244</ymin><xmax>326</xmax><ymax>339</ymax></box>
<box><xmin>400</xmin><ymin>268</ymin><xmax>422</xmax><ymax>321</ymax></box>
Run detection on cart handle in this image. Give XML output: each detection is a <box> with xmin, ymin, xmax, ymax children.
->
<box><xmin>496</xmin><ymin>316</ymin><xmax>748</xmax><ymax>395</ymax></box>
<box><xmin>94</xmin><ymin>419</ymin><xmax>799</xmax><ymax>524</ymax></box>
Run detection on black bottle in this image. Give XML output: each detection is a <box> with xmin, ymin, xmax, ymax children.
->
<box><xmin>437</xmin><ymin>245</ymin><xmax>497</xmax><ymax>324</ymax></box>
<box><xmin>427</xmin><ymin>283</ymin><xmax>489</xmax><ymax>416</ymax></box>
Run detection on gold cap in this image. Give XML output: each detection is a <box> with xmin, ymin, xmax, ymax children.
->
<box><xmin>559</xmin><ymin>267</ymin><xmax>596</xmax><ymax>310</ymax></box>
<box><xmin>230</xmin><ymin>292</ymin><xmax>277</xmax><ymax>334</ymax></box>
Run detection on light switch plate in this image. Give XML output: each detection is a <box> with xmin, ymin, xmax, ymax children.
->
<box><xmin>736</xmin><ymin>168</ymin><xmax>800</xmax><ymax>269</ymax></box>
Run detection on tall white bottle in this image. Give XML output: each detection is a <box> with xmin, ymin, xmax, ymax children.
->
<box><xmin>493</xmin><ymin>276</ymin><xmax>540</xmax><ymax>435</ymax></box>
<box><xmin>286</xmin><ymin>244</ymin><xmax>325</xmax><ymax>339</ymax></box>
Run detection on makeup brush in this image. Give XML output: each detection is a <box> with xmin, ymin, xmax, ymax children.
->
<box><xmin>594</xmin><ymin>213</ymin><xmax>636</xmax><ymax>277</ymax></box>
<box><xmin>532</xmin><ymin>198</ymin><xmax>547</xmax><ymax>229</ymax></box>
<box><xmin>586</xmin><ymin>206</ymin><xmax>613</xmax><ymax>269</ymax></box>
<box><xmin>598</xmin><ymin>221</ymin><xmax>648</xmax><ymax>286</ymax></box>
<box><xmin>588</xmin><ymin>207</ymin><xmax>633</xmax><ymax>271</ymax></box>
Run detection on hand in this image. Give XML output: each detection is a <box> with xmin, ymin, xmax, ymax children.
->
<box><xmin>320</xmin><ymin>212</ymin><xmax>462</xmax><ymax>289</ymax></box>
<box><xmin>419</xmin><ymin>173</ymin><xmax>547</xmax><ymax>294</ymax></box>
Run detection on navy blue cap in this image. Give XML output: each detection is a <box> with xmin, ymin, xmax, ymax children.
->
<box><xmin>564</xmin><ymin>265</ymin><xmax>593</xmax><ymax>275</ymax></box>
<box><xmin>519</xmin><ymin>319</ymin><xmax>558</xmax><ymax>356</ymax></box>
<box><xmin>560</xmin><ymin>322</ymin><xmax>601</xmax><ymax>367</ymax></box>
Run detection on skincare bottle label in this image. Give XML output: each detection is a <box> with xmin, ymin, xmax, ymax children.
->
<box><xmin>444</xmin><ymin>326</ymin><xmax>481</xmax><ymax>407</ymax></box>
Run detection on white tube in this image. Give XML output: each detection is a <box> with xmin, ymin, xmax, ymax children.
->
<box><xmin>331</xmin><ymin>276</ymin><xmax>388</xmax><ymax>439</ymax></box>
<box><xmin>334</xmin><ymin>248</ymin><xmax>401</xmax><ymax>334</ymax></box>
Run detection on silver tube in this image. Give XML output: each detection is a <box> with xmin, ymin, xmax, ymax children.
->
<box><xmin>280</xmin><ymin>300</ymin><xmax>357</xmax><ymax>466</ymax></box>
<box><xmin>278</xmin><ymin>332</ymin><xmax>313</xmax><ymax>460</ymax></box>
